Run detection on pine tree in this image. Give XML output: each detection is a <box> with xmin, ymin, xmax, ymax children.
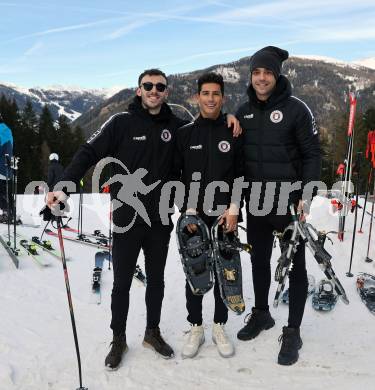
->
<box><xmin>19</xmin><ymin>100</ymin><xmax>42</xmax><ymax>190</ymax></box>
<box><xmin>38</xmin><ymin>105</ymin><xmax>56</xmax><ymax>178</ymax></box>
<box><xmin>56</xmin><ymin>115</ymin><xmax>75</xmax><ymax>168</ymax></box>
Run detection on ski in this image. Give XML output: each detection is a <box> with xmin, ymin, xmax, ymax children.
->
<box><xmin>19</xmin><ymin>238</ymin><xmax>52</xmax><ymax>267</ymax></box>
<box><xmin>338</xmin><ymin>92</ymin><xmax>357</xmax><ymax>241</ymax></box>
<box><xmin>347</xmin><ymin>152</ymin><xmax>362</xmax><ymax>276</ymax></box>
<box><xmin>31</xmin><ymin>236</ymin><xmax>66</xmax><ymax>261</ymax></box>
<box><xmin>91</xmin><ymin>251</ymin><xmax>106</xmax><ymax>304</ymax></box>
<box><xmin>45</xmin><ymin>229</ymin><xmax>110</xmax><ymax>249</ymax></box>
<box><xmin>9</xmin><ymin>232</ymin><xmax>65</xmax><ymax>263</ymax></box>
<box><xmin>63</xmin><ymin>226</ymin><xmax>110</xmax><ymax>240</ymax></box>
<box><xmin>0</xmin><ymin>234</ymin><xmax>20</xmax><ymax>268</ymax></box>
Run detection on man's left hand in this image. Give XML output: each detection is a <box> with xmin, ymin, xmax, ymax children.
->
<box><xmin>227</xmin><ymin>114</ymin><xmax>242</xmax><ymax>137</ymax></box>
<box><xmin>297</xmin><ymin>200</ymin><xmax>308</xmax><ymax>222</ymax></box>
<box><xmin>219</xmin><ymin>208</ymin><xmax>238</xmax><ymax>232</ymax></box>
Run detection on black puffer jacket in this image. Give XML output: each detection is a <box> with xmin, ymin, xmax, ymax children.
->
<box><xmin>61</xmin><ymin>97</ymin><xmax>186</xmax><ymax>228</ymax></box>
<box><xmin>173</xmin><ymin>113</ymin><xmax>244</xmax><ymax>217</ymax></box>
<box><xmin>236</xmin><ymin>76</ymin><xmax>321</xmax><ymax>208</ymax></box>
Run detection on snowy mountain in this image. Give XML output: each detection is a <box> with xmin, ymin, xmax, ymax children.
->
<box><xmin>354</xmin><ymin>57</ymin><xmax>375</xmax><ymax>70</ymax></box>
<box><xmin>74</xmin><ymin>55</ymin><xmax>375</xmax><ymax>138</ymax></box>
<box><xmin>0</xmin><ymin>194</ymin><xmax>374</xmax><ymax>389</ymax></box>
<box><xmin>0</xmin><ymin>82</ymin><xmax>123</xmax><ymax>121</ymax></box>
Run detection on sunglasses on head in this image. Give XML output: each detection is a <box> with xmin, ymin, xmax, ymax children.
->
<box><xmin>141</xmin><ymin>82</ymin><xmax>167</xmax><ymax>92</ymax></box>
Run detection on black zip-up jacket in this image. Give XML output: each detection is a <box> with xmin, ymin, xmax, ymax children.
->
<box><xmin>236</xmin><ymin>76</ymin><xmax>321</xmax><ymax>209</ymax></box>
<box><xmin>173</xmin><ymin>113</ymin><xmax>244</xmax><ymax>218</ymax></box>
<box><xmin>61</xmin><ymin>96</ymin><xmax>185</xmax><ymax>228</ymax></box>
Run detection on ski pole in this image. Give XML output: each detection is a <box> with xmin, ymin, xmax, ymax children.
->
<box><xmin>108</xmin><ymin>199</ymin><xmax>112</xmax><ymax>270</ymax></box>
<box><xmin>56</xmin><ymin>215</ymin><xmax>88</xmax><ymax>390</ymax></box>
<box><xmin>11</xmin><ymin>157</ymin><xmax>19</xmax><ymax>252</ymax></box>
<box><xmin>358</xmin><ymin>167</ymin><xmax>373</xmax><ymax>233</ymax></box>
<box><xmin>347</xmin><ymin>152</ymin><xmax>362</xmax><ymax>276</ymax></box>
<box><xmin>77</xmin><ymin>180</ymin><xmax>84</xmax><ymax>237</ymax></box>
<box><xmin>365</xmin><ymin>173</ymin><xmax>375</xmax><ymax>263</ymax></box>
<box><xmin>4</xmin><ymin>154</ymin><xmax>11</xmax><ymax>244</ymax></box>
<box><xmin>339</xmin><ymin>92</ymin><xmax>357</xmax><ymax>241</ymax></box>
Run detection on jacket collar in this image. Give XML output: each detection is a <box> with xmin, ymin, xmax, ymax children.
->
<box><xmin>128</xmin><ymin>96</ymin><xmax>174</xmax><ymax>122</ymax></box>
<box><xmin>195</xmin><ymin>112</ymin><xmax>226</xmax><ymax>127</ymax></box>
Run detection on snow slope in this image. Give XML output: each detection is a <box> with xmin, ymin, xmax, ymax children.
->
<box><xmin>0</xmin><ymin>195</ymin><xmax>374</xmax><ymax>390</ymax></box>
<box><xmin>353</xmin><ymin>58</ymin><xmax>375</xmax><ymax>70</ymax></box>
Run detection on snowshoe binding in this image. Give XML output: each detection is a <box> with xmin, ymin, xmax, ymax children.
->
<box><xmin>312</xmin><ymin>279</ymin><xmax>338</xmax><ymax>311</ymax></box>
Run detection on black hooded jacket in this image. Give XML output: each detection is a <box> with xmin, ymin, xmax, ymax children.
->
<box><xmin>61</xmin><ymin>97</ymin><xmax>186</xmax><ymax>228</ymax></box>
<box><xmin>236</xmin><ymin>76</ymin><xmax>321</xmax><ymax>208</ymax></box>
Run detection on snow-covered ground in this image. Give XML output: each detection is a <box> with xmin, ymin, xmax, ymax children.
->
<box><xmin>1</xmin><ymin>195</ymin><xmax>374</xmax><ymax>390</ymax></box>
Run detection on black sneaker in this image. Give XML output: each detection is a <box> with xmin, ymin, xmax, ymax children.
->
<box><xmin>237</xmin><ymin>307</ymin><xmax>275</xmax><ymax>341</ymax></box>
<box><xmin>277</xmin><ymin>326</ymin><xmax>303</xmax><ymax>365</ymax></box>
<box><xmin>143</xmin><ymin>327</ymin><xmax>174</xmax><ymax>359</ymax></box>
<box><xmin>105</xmin><ymin>334</ymin><xmax>128</xmax><ymax>370</ymax></box>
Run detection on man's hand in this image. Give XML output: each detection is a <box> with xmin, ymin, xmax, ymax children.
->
<box><xmin>219</xmin><ymin>207</ymin><xmax>238</xmax><ymax>232</ymax></box>
<box><xmin>46</xmin><ymin>191</ymin><xmax>69</xmax><ymax>216</ymax></box>
<box><xmin>187</xmin><ymin>224</ymin><xmax>198</xmax><ymax>234</ymax></box>
<box><xmin>297</xmin><ymin>200</ymin><xmax>308</xmax><ymax>222</ymax></box>
<box><xmin>227</xmin><ymin>114</ymin><xmax>242</xmax><ymax>137</ymax></box>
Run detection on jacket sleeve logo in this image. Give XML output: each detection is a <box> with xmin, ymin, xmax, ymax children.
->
<box><xmin>218</xmin><ymin>140</ymin><xmax>231</xmax><ymax>153</ymax></box>
<box><xmin>270</xmin><ymin>110</ymin><xmax>283</xmax><ymax>123</ymax></box>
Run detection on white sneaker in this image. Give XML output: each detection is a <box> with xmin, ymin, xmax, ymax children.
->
<box><xmin>212</xmin><ymin>323</ymin><xmax>234</xmax><ymax>358</ymax></box>
<box><xmin>182</xmin><ymin>324</ymin><xmax>205</xmax><ymax>358</ymax></box>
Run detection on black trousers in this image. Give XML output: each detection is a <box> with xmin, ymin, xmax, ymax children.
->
<box><xmin>246</xmin><ymin>212</ymin><xmax>308</xmax><ymax>328</ymax></box>
<box><xmin>185</xmin><ymin>216</ymin><xmax>228</xmax><ymax>326</ymax></box>
<box><xmin>110</xmin><ymin>222</ymin><xmax>172</xmax><ymax>336</ymax></box>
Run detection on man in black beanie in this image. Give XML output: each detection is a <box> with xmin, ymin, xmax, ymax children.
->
<box><xmin>236</xmin><ymin>46</ymin><xmax>321</xmax><ymax>365</ymax></box>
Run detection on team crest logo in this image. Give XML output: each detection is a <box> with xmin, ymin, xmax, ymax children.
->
<box><xmin>218</xmin><ymin>141</ymin><xmax>230</xmax><ymax>153</ymax></box>
<box><xmin>270</xmin><ymin>110</ymin><xmax>283</xmax><ymax>123</ymax></box>
<box><xmin>161</xmin><ymin>129</ymin><xmax>171</xmax><ymax>142</ymax></box>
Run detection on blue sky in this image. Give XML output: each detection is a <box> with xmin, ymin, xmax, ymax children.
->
<box><xmin>0</xmin><ymin>0</ymin><xmax>374</xmax><ymax>89</ymax></box>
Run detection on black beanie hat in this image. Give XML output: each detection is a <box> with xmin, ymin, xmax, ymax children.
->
<box><xmin>249</xmin><ymin>46</ymin><xmax>289</xmax><ymax>79</ymax></box>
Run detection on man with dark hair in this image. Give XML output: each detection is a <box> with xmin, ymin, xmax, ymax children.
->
<box><xmin>0</xmin><ymin>113</ymin><xmax>13</xmax><ymax>222</ymax></box>
<box><xmin>46</xmin><ymin>68</ymin><xmax>241</xmax><ymax>370</ymax></box>
<box><xmin>138</xmin><ymin>68</ymin><xmax>168</xmax><ymax>88</ymax></box>
<box><xmin>236</xmin><ymin>46</ymin><xmax>321</xmax><ymax>365</ymax></box>
<box><xmin>173</xmin><ymin>72</ymin><xmax>244</xmax><ymax>359</ymax></box>
<box><xmin>197</xmin><ymin>72</ymin><xmax>225</xmax><ymax>95</ymax></box>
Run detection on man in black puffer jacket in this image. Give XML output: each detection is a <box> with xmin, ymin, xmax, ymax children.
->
<box><xmin>236</xmin><ymin>46</ymin><xmax>321</xmax><ymax>365</ymax></box>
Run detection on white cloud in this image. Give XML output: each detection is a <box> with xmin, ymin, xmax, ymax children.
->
<box><xmin>23</xmin><ymin>41</ymin><xmax>44</xmax><ymax>57</ymax></box>
<box><xmin>105</xmin><ymin>20</ymin><xmax>155</xmax><ymax>40</ymax></box>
